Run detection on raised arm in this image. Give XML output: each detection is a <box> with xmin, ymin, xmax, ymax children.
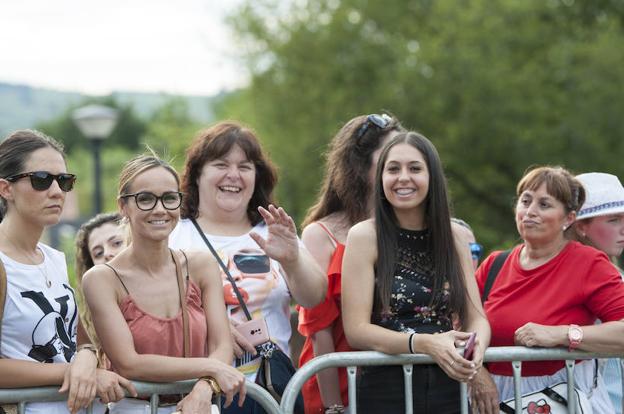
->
<box><xmin>250</xmin><ymin>205</ymin><xmax>326</xmax><ymax>308</ymax></box>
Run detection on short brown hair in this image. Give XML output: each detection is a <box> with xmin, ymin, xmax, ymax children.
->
<box><xmin>516</xmin><ymin>166</ymin><xmax>585</xmax><ymax>213</ymax></box>
<box><xmin>181</xmin><ymin>121</ymin><xmax>278</xmax><ymax>225</ymax></box>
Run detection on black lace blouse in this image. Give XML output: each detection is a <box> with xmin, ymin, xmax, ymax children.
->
<box><xmin>373</xmin><ymin>228</ymin><xmax>453</xmax><ymax>334</ymax></box>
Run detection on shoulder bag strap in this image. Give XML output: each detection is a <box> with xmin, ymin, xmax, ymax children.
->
<box><xmin>189</xmin><ymin>218</ymin><xmax>253</xmax><ymax>322</ymax></box>
<box><xmin>481</xmin><ymin>249</ymin><xmax>511</xmax><ymax>304</ymax></box>
<box><xmin>170</xmin><ymin>249</ymin><xmax>190</xmax><ymax>357</ymax></box>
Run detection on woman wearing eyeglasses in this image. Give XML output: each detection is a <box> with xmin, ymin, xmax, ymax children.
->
<box><xmin>0</xmin><ymin>129</ymin><xmax>133</xmax><ymax>414</ymax></box>
<box><xmin>296</xmin><ymin>113</ymin><xmax>403</xmax><ymax>414</ymax></box>
<box><xmin>168</xmin><ymin>121</ymin><xmax>326</xmax><ymax>414</ymax></box>
<box><xmin>82</xmin><ymin>154</ymin><xmax>246</xmax><ymax>414</ymax></box>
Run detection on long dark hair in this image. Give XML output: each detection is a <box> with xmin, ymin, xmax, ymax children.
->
<box><xmin>303</xmin><ymin>114</ymin><xmax>403</xmax><ymax>227</ymax></box>
<box><xmin>181</xmin><ymin>122</ymin><xmax>278</xmax><ymax>225</ymax></box>
<box><xmin>373</xmin><ymin>132</ymin><xmax>467</xmax><ymax>323</ymax></box>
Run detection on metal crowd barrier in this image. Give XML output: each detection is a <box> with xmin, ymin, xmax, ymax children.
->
<box><xmin>0</xmin><ymin>379</ymin><xmax>280</xmax><ymax>414</ymax></box>
<box><xmin>281</xmin><ymin>347</ymin><xmax>624</xmax><ymax>414</ymax></box>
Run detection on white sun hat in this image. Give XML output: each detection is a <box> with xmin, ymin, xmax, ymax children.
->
<box><xmin>576</xmin><ymin>172</ymin><xmax>624</xmax><ymax>220</ymax></box>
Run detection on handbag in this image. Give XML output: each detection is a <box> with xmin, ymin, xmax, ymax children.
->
<box><xmin>499</xmin><ymin>382</ymin><xmax>592</xmax><ymax>413</ymax></box>
<box><xmin>190</xmin><ymin>218</ymin><xmax>305</xmax><ymax>413</ymax></box>
<box><xmin>0</xmin><ymin>260</ymin><xmax>18</xmax><ymax>414</ymax></box>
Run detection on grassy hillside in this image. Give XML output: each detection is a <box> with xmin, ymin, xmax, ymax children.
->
<box><xmin>0</xmin><ymin>82</ymin><xmax>216</xmax><ymax>136</ymax></box>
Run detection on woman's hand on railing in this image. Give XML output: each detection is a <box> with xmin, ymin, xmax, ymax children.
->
<box><xmin>514</xmin><ymin>322</ymin><xmax>567</xmax><ymax>348</ymax></box>
<box><xmin>211</xmin><ymin>360</ymin><xmax>246</xmax><ymax>408</ymax></box>
<box><xmin>59</xmin><ymin>348</ymin><xmax>97</xmax><ymax>413</ymax></box>
<box><xmin>469</xmin><ymin>367</ymin><xmax>499</xmax><ymax>414</ymax></box>
<box><xmin>95</xmin><ymin>369</ymin><xmax>137</xmax><ymax>403</ymax></box>
<box><xmin>426</xmin><ymin>330</ymin><xmax>478</xmax><ymax>382</ymax></box>
<box><xmin>175</xmin><ymin>379</ymin><xmax>214</xmax><ymax>414</ymax></box>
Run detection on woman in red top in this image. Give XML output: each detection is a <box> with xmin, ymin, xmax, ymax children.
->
<box><xmin>470</xmin><ymin>166</ymin><xmax>624</xmax><ymax>414</ymax></box>
<box><xmin>297</xmin><ymin>114</ymin><xmax>403</xmax><ymax>414</ymax></box>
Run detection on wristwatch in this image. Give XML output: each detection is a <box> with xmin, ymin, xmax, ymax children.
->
<box><xmin>568</xmin><ymin>324</ymin><xmax>583</xmax><ymax>351</ymax></box>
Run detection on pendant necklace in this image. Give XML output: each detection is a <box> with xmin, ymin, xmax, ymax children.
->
<box><xmin>0</xmin><ymin>228</ymin><xmax>52</xmax><ymax>288</ymax></box>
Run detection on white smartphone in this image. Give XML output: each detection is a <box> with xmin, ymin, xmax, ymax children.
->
<box><xmin>235</xmin><ymin>318</ymin><xmax>270</xmax><ymax>346</ymax></box>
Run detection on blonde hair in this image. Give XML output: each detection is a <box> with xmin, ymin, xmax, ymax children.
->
<box><xmin>118</xmin><ymin>152</ymin><xmax>179</xmax><ymax>198</ymax></box>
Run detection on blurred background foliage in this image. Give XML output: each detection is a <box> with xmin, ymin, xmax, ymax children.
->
<box><xmin>30</xmin><ymin>0</ymin><xmax>624</xmax><ymax>258</ymax></box>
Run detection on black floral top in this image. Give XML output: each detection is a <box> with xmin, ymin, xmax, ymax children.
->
<box><xmin>374</xmin><ymin>228</ymin><xmax>453</xmax><ymax>334</ymax></box>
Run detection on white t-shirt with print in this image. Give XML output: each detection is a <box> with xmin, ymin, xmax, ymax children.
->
<box><xmin>169</xmin><ymin>219</ymin><xmax>292</xmax><ymax>378</ymax></box>
<box><xmin>0</xmin><ymin>243</ymin><xmax>77</xmax><ymax>414</ymax></box>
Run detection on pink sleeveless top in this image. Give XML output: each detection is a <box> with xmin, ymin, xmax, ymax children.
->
<box><xmin>106</xmin><ymin>264</ymin><xmax>208</xmax><ymax>369</ymax></box>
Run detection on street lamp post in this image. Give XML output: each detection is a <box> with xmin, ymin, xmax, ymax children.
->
<box><xmin>72</xmin><ymin>104</ymin><xmax>119</xmax><ymax>215</ymax></box>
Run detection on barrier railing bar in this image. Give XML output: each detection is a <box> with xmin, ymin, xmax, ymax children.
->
<box><xmin>347</xmin><ymin>366</ymin><xmax>357</xmax><ymax>414</ymax></box>
<box><xmin>512</xmin><ymin>360</ymin><xmax>522</xmax><ymax>413</ymax></box>
<box><xmin>0</xmin><ymin>380</ymin><xmax>280</xmax><ymax>414</ymax></box>
<box><xmin>402</xmin><ymin>364</ymin><xmax>413</xmax><ymax>414</ymax></box>
<box><xmin>621</xmin><ymin>358</ymin><xmax>624</xmax><ymax>414</ymax></box>
<box><xmin>150</xmin><ymin>393</ymin><xmax>159</xmax><ymax>414</ymax></box>
<box><xmin>281</xmin><ymin>347</ymin><xmax>624</xmax><ymax>414</ymax></box>
<box><xmin>460</xmin><ymin>382</ymin><xmax>468</xmax><ymax>414</ymax></box>
<box><xmin>565</xmin><ymin>359</ymin><xmax>576</xmax><ymax>414</ymax></box>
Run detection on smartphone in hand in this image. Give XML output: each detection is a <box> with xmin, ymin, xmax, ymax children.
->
<box><xmin>464</xmin><ymin>332</ymin><xmax>477</xmax><ymax>360</ymax></box>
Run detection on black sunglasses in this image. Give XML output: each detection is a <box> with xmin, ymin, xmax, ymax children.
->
<box><xmin>119</xmin><ymin>191</ymin><xmax>183</xmax><ymax>211</ymax></box>
<box><xmin>470</xmin><ymin>242</ymin><xmax>484</xmax><ymax>261</ymax></box>
<box><xmin>355</xmin><ymin>114</ymin><xmax>392</xmax><ymax>139</ymax></box>
<box><xmin>5</xmin><ymin>171</ymin><xmax>76</xmax><ymax>192</ymax></box>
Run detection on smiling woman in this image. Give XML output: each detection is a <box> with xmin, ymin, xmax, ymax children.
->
<box><xmin>82</xmin><ymin>152</ymin><xmax>246</xmax><ymax>414</ymax></box>
<box><xmin>169</xmin><ymin>121</ymin><xmax>326</xmax><ymax>414</ymax></box>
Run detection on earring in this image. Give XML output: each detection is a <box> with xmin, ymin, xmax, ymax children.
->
<box><xmin>581</xmin><ymin>232</ymin><xmax>586</xmax><ymax>238</ymax></box>
<box><xmin>562</xmin><ymin>224</ymin><xmax>567</xmax><ymax>231</ymax></box>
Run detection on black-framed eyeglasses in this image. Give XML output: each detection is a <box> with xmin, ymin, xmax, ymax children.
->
<box><xmin>4</xmin><ymin>171</ymin><xmax>76</xmax><ymax>192</ymax></box>
<box><xmin>470</xmin><ymin>242</ymin><xmax>484</xmax><ymax>261</ymax></box>
<box><xmin>355</xmin><ymin>114</ymin><xmax>392</xmax><ymax>139</ymax></box>
<box><xmin>119</xmin><ymin>191</ymin><xmax>183</xmax><ymax>211</ymax></box>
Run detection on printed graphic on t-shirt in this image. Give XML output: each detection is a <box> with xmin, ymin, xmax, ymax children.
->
<box><xmin>20</xmin><ymin>284</ymin><xmax>77</xmax><ymax>363</ymax></box>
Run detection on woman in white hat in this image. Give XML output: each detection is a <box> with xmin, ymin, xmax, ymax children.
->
<box><xmin>571</xmin><ymin>172</ymin><xmax>624</xmax><ymax>413</ymax></box>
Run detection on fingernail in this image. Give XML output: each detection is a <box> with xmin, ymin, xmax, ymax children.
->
<box><xmin>459</xmin><ymin>341</ymin><xmax>466</xmax><ymax>346</ymax></box>
<box><xmin>471</xmin><ymin>363</ymin><xmax>475</xmax><ymax>368</ymax></box>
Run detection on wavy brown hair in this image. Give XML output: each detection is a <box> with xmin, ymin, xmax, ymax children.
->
<box><xmin>302</xmin><ymin>114</ymin><xmax>404</xmax><ymax>228</ymax></box>
<box><xmin>181</xmin><ymin>121</ymin><xmax>278</xmax><ymax>226</ymax></box>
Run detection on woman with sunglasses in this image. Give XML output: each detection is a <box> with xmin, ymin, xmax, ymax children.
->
<box><xmin>82</xmin><ymin>154</ymin><xmax>245</xmax><ymax>414</ymax></box>
<box><xmin>169</xmin><ymin>121</ymin><xmax>326</xmax><ymax>414</ymax></box>
<box><xmin>296</xmin><ymin>113</ymin><xmax>403</xmax><ymax>414</ymax></box>
<box><xmin>0</xmin><ymin>129</ymin><xmax>133</xmax><ymax>414</ymax></box>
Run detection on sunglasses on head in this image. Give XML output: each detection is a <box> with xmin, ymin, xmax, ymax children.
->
<box><xmin>119</xmin><ymin>191</ymin><xmax>183</xmax><ymax>211</ymax></box>
<box><xmin>5</xmin><ymin>171</ymin><xmax>76</xmax><ymax>192</ymax></box>
<box><xmin>355</xmin><ymin>114</ymin><xmax>392</xmax><ymax>140</ymax></box>
<box><xmin>470</xmin><ymin>242</ymin><xmax>484</xmax><ymax>261</ymax></box>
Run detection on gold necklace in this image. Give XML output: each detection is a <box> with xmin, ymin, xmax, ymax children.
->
<box><xmin>0</xmin><ymin>228</ymin><xmax>52</xmax><ymax>288</ymax></box>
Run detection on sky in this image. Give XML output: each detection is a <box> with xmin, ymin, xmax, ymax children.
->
<box><xmin>0</xmin><ymin>0</ymin><xmax>248</xmax><ymax>96</ymax></box>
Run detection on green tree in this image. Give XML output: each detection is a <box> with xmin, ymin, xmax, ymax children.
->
<box><xmin>221</xmin><ymin>0</ymin><xmax>624</xmax><ymax>249</ymax></box>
